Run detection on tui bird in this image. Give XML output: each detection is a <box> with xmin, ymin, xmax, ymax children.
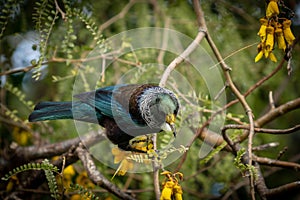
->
<box><xmin>28</xmin><ymin>84</ymin><xmax>179</xmax><ymax>152</ymax></box>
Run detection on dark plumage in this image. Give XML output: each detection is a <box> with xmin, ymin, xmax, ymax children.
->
<box><xmin>29</xmin><ymin>84</ymin><xmax>179</xmax><ymax>151</ymax></box>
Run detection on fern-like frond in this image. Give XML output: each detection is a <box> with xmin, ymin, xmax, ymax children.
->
<box><xmin>1</xmin><ymin>159</ymin><xmax>59</xmax><ymax>181</ymax></box>
<box><xmin>5</xmin><ymin>82</ymin><xmax>34</xmax><ymax>110</ymax></box>
<box><xmin>0</xmin><ymin>0</ymin><xmax>24</xmax><ymax>40</ymax></box>
<box><xmin>72</xmin><ymin>8</ymin><xmax>103</xmax><ymax>45</ymax></box>
<box><xmin>69</xmin><ymin>184</ymin><xmax>99</xmax><ymax>200</ymax></box>
<box><xmin>32</xmin><ymin>0</ymin><xmax>59</xmax><ymax>80</ymax></box>
<box><xmin>43</xmin><ymin>159</ymin><xmax>60</xmax><ymax>199</ymax></box>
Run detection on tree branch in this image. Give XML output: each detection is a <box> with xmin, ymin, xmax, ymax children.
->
<box><xmin>159</xmin><ymin>0</ymin><xmax>207</xmax><ymax>87</ymax></box>
<box><xmin>76</xmin><ymin>145</ymin><xmax>135</xmax><ymax>200</ymax></box>
<box><xmin>252</xmin><ymin>155</ymin><xmax>300</xmax><ymax>170</ymax></box>
<box><xmin>201</xmin><ymin>5</ymin><xmax>256</xmax><ymax>199</ymax></box>
<box><xmin>2</xmin><ymin>130</ymin><xmax>104</xmax><ymax>172</ymax></box>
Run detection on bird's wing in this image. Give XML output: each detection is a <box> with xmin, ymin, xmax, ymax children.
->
<box><xmin>73</xmin><ymin>85</ymin><xmax>119</xmax><ymax>118</ymax></box>
<box><xmin>74</xmin><ymin>84</ymin><xmax>158</xmax><ymax>135</ymax></box>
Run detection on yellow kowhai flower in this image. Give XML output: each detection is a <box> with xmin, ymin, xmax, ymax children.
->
<box><xmin>255</xmin><ymin>43</ymin><xmax>264</xmax><ymax>62</ymax></box>
<box><xmin>255</xmin><ymin>0</ymin><xmax>294</xmax><ymax>63</ymax></box>
<box><xmin>112</xmin><ymin>147</ymin><xmax>127</xmax><ymax>163</ymax></box>
<box><xmin>12</xmin><ymin>127</ymin><xmax>32</xmax><ymax>146</ymax></box>
<box><xmin>63</xmin><ymin>165</ymin><xmax>76</xmax><ymax>179</ymax></box>
<box><xmin>255</xmin><ymin>50</ymin><xmax>264</xmax><ymax>63</ymax></box>
<box><xmin>52</xmin><ymin>158</ymin><xmax>77</xmax><ymax>189</ymax></box>
<box><xmin>160</xmin><ymin>180</ymin><xmax>175</xmax><ymax>200</ymax></box>
<box><xmin>70</xmin><ymin>193</ymin><xmax>93</xmax><ymax>200</ymax></box>
<box><xmin>268</xmin><ymin>52</ymin><xmax>277</xmax><ymax>62</ymax></box>
<box><xmin>111</xmin><ymin>147</ymin><xmax>134</xmax><ymax>177</ymax></box>
<box><xmin>266</xmin><ymin>0</ymin><xmax>279</xmax><ymax>18</ymax></box>
<box><xmin>173</xmin><ymin>183</ymin><xmax>183</xmax><ymax>200</ymax></box>
<box><xmin>114</xmin><ymin>159</ymin><xmax>134</xmax><ymax>177</ymax></box>
<box><xmin>257</xmin><ymin>18</ymin><xmax>269</xmax><ymax>42</ymax></box>
<box><xmin>76</xmin><ymin>171</ymin><xmax>95</xmax><ymax>189</ymax></box>
<box><xmin>160</xmin><ymin>171</ymin><xmax>184</xmax><ymax>200</ymax></box>
<box><xmin>275</xmin><ymin>27</ymin><xmax>286</xmax><ymax>50</ymax></box>
<box><xmin>282</xmin><ymin>19</ymin><xmax>296</xmax><ymax>45</ymax></box>
<box><xmin>6</xmin><ymin>175</ymin><xmax>19</xmax><ymax>192</ymax></box>
<box><xmin>265</xmin><ymin>26</ymin><xmax>275</xmax><ymax>57</ymax></box>
<box><xmin>112</xmin><ymin>136</ymin><xmax>154</xmax><ymax>177</ymax></box>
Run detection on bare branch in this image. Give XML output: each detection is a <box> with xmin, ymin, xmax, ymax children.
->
<box><xmin>54</xmin><ymin>0</ymin><xmax>66</xmax><ymax>20</ymax></box>
<box><xmin>98</xmin><ymin>0</ymin><xmax>138</xmax><ymax>31</ymax></box>
<box><xmin>1</xmin><ymin>131</ymin><xmax>105</xmax><ymax>172</ymax></box>
<box><xmin>223</xmin><ymin>124</ymin><xmax>300</xmax><ymax>135</ymax></box>
<box><xmin>76</xmin><ymin>145</ymin><xmax>135</xmax><ymax>200</ymax></box>
<box><xmin>252</xmin><ymin>155</ymin><xmax>300</xmax><ymax>170</ymax></box>
<box><xmin>252</xmin><ymin>142</ymin><xmax>279</xmax><ymax>151</ymax></box>
<box><xmin>159</xmin><ymin>0</ymin><xmax>207</xmax><ymax>87</ymax></box>
<box><xmin>266</xmin><ymin>181</ymin><xmax>300</xmax><ymax>198</ymax></box>
<box><xmin>256</xmin><ymin>97</ymin><xmax>300</xmax><ymax>127</ymax></box>
<box><xmin>200</xmin><ymin>1</ymin><xmax>256</xmax><ymax>196</ymax></box>
<box><xmin>268</xmin><ymin>91</ymin><xmax>275</xmax><ymax>110</ymax></box>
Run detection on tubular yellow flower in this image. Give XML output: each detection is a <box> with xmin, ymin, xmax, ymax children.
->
<box><xmin>266</xmin><ymin>0</ymin><xmax>279</xmax><ymax>18</ymax></box>
<box><xmin>275</xmin><ymin>27</ymin><xmax>286</xmax><ymax>50</ymax></box>
<box><xmin>63</xmin><ymin>165</ymin><xmax>76</xmax><ymax>182</ymax></box>
<box><xmin>76</xmin><ymin>171</ymin><xmax>95</xmax><ymax>189</ymax></box>
<box><xmin>282</xmin><ymin>19</ymin><xmax>296</xmax><ymax>45</ymax></box>
<box><xmin>115</xmin><ymin>159</ymin><xmax>134</xmax><ymax>176</ymax></box>
<box><xmin>111</xmin><ymin>147</ymin><xmax>127</xmax><ymax>163</ymax></box>
<box><xmin>255</xmin><ymin>50</ymin><xmax>264</xmax><ymax>62</ymax></box>
<box><xmin>265</xmin><ymin>26</ymin><xmax>275</xmax><ymax>57</ymax></box>
<box><xmin>255</xmin><ymin>43</ymin><xmax>264</xmax><ymax>62</ymax></box>
<box><xmin>257</xmin><ymin>18</ymin><xmax>268</xmax><ymax>42</ymax></box>
<box><xmin>160</xmin><ymin>181</ymin><xmax>175</xmax><ymax>200</ymax></box>
<box><xmin>173</xmin><ymin>184</ymin><xmax>183</xmax><ymax>200</ymax></box>
<box><xmin>268</xmin><ymin>52</ymin><xmax>277</xmax><ymax>62</ymax></box>
<box><xmin>6</xmin><ymin>175</ymin><xmax>19</xmax><ymax>192</ymax></box>
<box><xmin>12</xmin><ymin>127</ymin><xmax>32</xmax><ymax>146</ymax></box>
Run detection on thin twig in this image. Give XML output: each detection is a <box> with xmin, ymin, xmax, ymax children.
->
<box><xmin>252</xmin><ymin>142</ymin><xmax>279</xmax><ymax>151</ymax></box>
<box><xmin>252</xmin><ymin>155</ymin><xmax>300</xmax><ymax>170</ymax></box>
<box><xmin>0</xmin><ymin>50</ymin><xmax>139</xmax><ymax>76</ymax></box>
<box><xmin>99</xmin><ymin>0</ymin><xmax>138</xmax><ymax>31</ymax></box>
<box><xmin>54</xmin><ymin>0</ymin><xmax>66</xmax><ymax>20</ymax></box>
<box><xmin>222</xmin><ymin>124</ymin><xmax>300</xmax><ymax>135</ymax></box>
<box><xmin>268</xmin><ymin>91</ymin><xmax>275</xmax><ymax>110</ymax></box>
<box><xmin>159</xmin><ymin>0</ymin><xmax>207</xmax><ymax>87</ymax></box>
<box><xmin>157</xmin><ymin>17</ymin><xmax>171</xmax><ymax>65</ymax></box>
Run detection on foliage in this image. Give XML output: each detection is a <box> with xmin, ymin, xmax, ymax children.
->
<box><xmin>1</xmin><ymin>159</ymin><xmax>59</xmax><ymax>181</ymax></box>
<box><xmin>0</xmin><ymin>0</ymin><xmax>24</xmax><ymax>39</ymax></box>
<box><xmin>69</xmin><ymin>184</ymin><xmax>100</xmax><ymax>200</ymax></box>
<box><xmin>32</xmin><ymin>0</ymin><xmax>59</xmax><ymax>80</ymax></box>
<box><xmin>0</xmin><ymin>0</ymin><xmax>299</xmax><ymax>199</ymax></box>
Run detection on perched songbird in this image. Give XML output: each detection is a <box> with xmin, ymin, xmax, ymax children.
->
<box><xmin>28</xmin><ymin>84</ymin><xmax>179</xmax><ymax>152</ymax></box>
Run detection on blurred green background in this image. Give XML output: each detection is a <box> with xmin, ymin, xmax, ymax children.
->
<box><xmin>0</xmin><ymin>0</ymin><xmax>300</xmax><ymax>199</ymax></box>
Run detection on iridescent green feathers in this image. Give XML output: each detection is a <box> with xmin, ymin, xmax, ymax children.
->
<box><xmin>28</xmin><ymin>84</ymin><xmax>179</xmax><ymax>151</ymax></box>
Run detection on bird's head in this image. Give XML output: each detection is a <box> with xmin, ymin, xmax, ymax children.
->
<box><xmin>138</xmin><ymin>86</ymin><xmax>179</xmax><ymax>136</ymax></box>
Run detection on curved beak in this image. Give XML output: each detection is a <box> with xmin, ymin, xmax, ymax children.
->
<box><xmin>161</xmin><ymin>122</ymin><xmax>176</xmax><ymax>137</ymax></box>
<box><xmin>161</xmin><ymin>113</ymin><xmax>177</xmax><ymax>137</ymax></box>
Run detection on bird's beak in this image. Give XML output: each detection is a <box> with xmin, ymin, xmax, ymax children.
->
<box><xmin>162</xmin><ymin>114</ymin><xmax>177</xmax><ymax>137</ymax></box>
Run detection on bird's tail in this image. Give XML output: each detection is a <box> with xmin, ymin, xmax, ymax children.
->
<box><xmin>28</xmin><ymin>101</ymin><xmax>73</xmax><ymax>122</ymax></box>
